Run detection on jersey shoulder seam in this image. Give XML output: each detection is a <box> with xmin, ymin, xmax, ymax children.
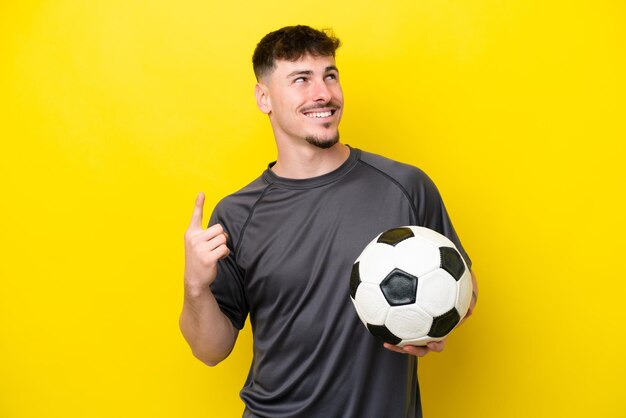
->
<box><xmin>356</xmin><ymin>158</ymin><xmax>419</xmax><ymax>222</ymax></box>
<box><xmin>234</xmin><ymin>181</ymin><xmax>274</xmax><ymax>256</ymax></box>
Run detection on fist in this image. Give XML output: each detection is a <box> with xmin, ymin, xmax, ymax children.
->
<box><xmin>184</xmin><ymin>193</ymin><xmax>230</xmax><ymax>293</ymax></box>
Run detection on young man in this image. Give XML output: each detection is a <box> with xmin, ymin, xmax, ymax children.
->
<box><xmin>180</xmin><ymin>25</ymin><xmax>477</xmax><ymax>418</ymax></box>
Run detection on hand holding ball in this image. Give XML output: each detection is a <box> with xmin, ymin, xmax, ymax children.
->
<box><xmin>350</xmin><ymin>226</ymin><xmax>473</xmax><ymax>347</ymax></box>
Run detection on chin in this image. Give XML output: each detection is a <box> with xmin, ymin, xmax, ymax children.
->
<box><xmin>305</xmin><ymin>132</ymin><xmax>340</xmax><ymax>149</ymax></box>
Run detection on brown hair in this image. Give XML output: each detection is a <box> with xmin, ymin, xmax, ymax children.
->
<box><xmin>252</xmin><ymin>25</ymin><xmax>341</xmax><ymax>80</ymax></box>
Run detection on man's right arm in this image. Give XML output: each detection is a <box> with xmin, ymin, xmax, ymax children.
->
<box><xmin>179</xmin><ymin>193</ymin><xmax>238</xmax><ymax>366</ymax></box>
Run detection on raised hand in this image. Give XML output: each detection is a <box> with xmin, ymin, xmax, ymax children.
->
<box><xmin>184</xmin><ymin>193</ymin><xmax>230</xmax><ymax>294</ymax></box>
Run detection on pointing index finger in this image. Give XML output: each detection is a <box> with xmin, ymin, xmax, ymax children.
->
<box><xmin>189</xmin><ymin>192</ymin><xmax>205</xmax><ymax>229</ymax></box>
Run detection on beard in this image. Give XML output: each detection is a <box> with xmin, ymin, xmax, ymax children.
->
<box><xmin>305</xmin><ymin>130</ymin><xmax>340</xmax><ymax>149</ymax></box>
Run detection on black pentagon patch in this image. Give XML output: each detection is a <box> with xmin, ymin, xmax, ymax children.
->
<box><xmin>428</xmin><ymin>308</ymin><xmax>461</xmax><ymax>338</ymax></box>
<box><xmin>377</xmin><ymin>227</ymin><xmax>415</xmax><ymax>246</ymax></box>
<box><xmin>380</xmin><ymin>268</ymin><xmax>418</xmax><ymax>306</ymax></box>
<box><xmin>349</xmin><ymin>262</ymin><xmax>361</xmax><ymax>299</ymax></box>
<box><xmin>439</xmin><ymin>247</ymin><xmax>466</xmax><ymax>281</ymax></box>
<box><xmin>367</xmin><ymin>323</ymin><xmax>402</xmax><ymax>345</ymax></box>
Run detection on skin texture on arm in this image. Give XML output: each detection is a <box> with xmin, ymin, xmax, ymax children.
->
<box><xmin>384</xmin><ymin>271</ymin><xmax>478</xmax><ymax>357</ymax></box>
<box><xmin>180</xmin><ymin>285</ymin><xmax>238</xmax><ymax>366</ymax></box>
<box><xmin>179</xmin><ymin>193</ymin><xmax>238</xmax><ymax>366</ymax></box>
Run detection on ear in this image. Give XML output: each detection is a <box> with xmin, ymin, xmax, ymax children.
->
<box><xmin>254</xmin><ymin>83</ymin><xmax>271</xmax><ymax>114</ymax></box>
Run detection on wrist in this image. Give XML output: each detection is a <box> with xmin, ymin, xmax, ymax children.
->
<box><xmin>184</xmin><ymin>279</ymin><xmax>213</xmax><ymax>299</ymax></box>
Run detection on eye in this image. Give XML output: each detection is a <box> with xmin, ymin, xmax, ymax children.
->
<box><xmin>325</xmin><ymin>73</ymin><xmax>338</xmax><ymax>81</ymax></box>
<box><xmin>294</xmin><ymin>76</ymin><xmax>307</xmax><ymax>84</ymax></box>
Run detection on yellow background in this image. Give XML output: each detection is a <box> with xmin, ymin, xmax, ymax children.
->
<box><xmin>1</xmin><ymin>1</ymin><xmax>625</xmax><ymax>417</ymax></box>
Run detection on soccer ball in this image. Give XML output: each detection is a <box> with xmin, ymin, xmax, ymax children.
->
<box><xmin>349</xmin><ymin>226</ymin><xmax>473</xmax><ymax>346</ymax></box>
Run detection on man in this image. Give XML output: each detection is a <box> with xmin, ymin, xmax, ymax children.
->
<box><xmin>180</xmin><ymin>25</ymin><xmax>477</xmax><ymax>418</ymax></box>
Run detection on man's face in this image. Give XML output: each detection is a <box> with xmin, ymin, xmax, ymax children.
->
<box><xmin>257</xmin><ymin>54</ymin><xmax>344</xmax><ymax>149</ymax></box>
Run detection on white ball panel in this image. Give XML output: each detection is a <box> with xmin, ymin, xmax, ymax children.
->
<box><xmin>398</xmin><ymin>334</ymin><xmax>443</xmax><ymax>347</ymax></box>
<box><xmin>386</xmin><ymin>305</ymin><xmax>433</xmax><ymax>340</ymax></box>
<box><xmin>353</xmin><ymin>283</ymin><xmax>389</xmax><ymax>325</ymax></box>
<box><xmin>416</xmin><ymin>269</ymin><xmax>458</xmax><ymax>317</ymax></box>
<box><xmin>407</xmin><ymin>225</ymin><xmax>455</xmax><ymax>248</ymax></box>
<box><xmin>393</xmin><ymin>236</ymin><xmax>440</xmax><ymax>277</ymax></box>
<box><xmin>357</xmin><ymin>243</ymin><xmax>397</xmax><ymax>285</ymax></box>
<box><xmin>456</xmin><ymin>270</ymin><xmax>473</xmax><ymax>318</ymax></box>
<box><xmin>350</xmin><ymin>298</ymin><xmax>369</xmax><ymax>327</ymax></box>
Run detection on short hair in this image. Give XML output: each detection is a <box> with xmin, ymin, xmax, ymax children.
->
<box><xmin>252</xmin><ymin>25</ymin><xmax>341</xmax><ymax>81</ymax></box>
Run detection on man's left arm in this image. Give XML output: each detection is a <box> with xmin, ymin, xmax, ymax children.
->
<box><xmin>384</xmin><ymin>271</ymin><xmax>478</xmax><ymax>357</ymax></box>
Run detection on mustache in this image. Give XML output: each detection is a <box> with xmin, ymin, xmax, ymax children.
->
<box><xmin>300</xmin><ymin>102</ymin><xmax>341</xmax><ymax>112</ymax></box>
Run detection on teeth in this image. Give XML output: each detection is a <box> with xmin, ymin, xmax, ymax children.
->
<box><xmin>306</xmin><ymin>111</ymin><xmax>332</xmax><ymax>118</ymax></box>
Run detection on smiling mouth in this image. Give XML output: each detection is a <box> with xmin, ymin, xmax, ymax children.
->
<box><xmin>303</xmin><ymin>109</ymin><xmax>336</xmax><ymax>119</ymax></box>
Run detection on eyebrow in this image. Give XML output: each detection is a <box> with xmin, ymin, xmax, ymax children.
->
<box><xmin>286</xmin><ymin>66</ymin><xmax>340</xmax><ymax>78</ymax></box>
<box><xmin>287</xmin><ymin>70</ymin><xmax>313</xmax><ymax>78</ymax></box>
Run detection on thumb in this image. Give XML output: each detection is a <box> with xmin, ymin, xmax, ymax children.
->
<box><xmin>189</xmin><ymin>192</ymin><xmax>205</xmax><ymax>229</ymax></box>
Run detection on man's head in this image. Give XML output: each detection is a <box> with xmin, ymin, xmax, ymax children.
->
<box><xmin>253</xmin><ymin>26</ymin><xmax>344</xmax><ymax>150</ymax></box>
<box><xmin>252</xmin><ymin>25</ymin><xmax>341</xmax><ymax>82</ymax></box>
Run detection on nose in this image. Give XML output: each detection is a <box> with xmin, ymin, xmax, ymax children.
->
<box><xmin>312</xmin><ymin>80</ymin><xmax>331</xmax><ymax>103</ymax></box>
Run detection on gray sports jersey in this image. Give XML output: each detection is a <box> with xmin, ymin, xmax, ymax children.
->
<box><xmin>209</xmin><ymin>147</ymin><xmax>471</xmax><ymax>418</ymax></box>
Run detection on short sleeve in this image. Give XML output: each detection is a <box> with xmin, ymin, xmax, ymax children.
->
<box><xmin>208</xmin><ymin>207</ymin><xmax>249</xmax><ymax>330</ymax></box>
<box><xmin>416</xmin><ymin>172</ymin><xmax>473</xmax><ymax>269</ymax></box>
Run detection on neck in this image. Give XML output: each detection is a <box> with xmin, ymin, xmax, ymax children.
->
<box><xmin>271</xmin><ymin>142</ymin><xmax>350</xmax><ymax>179</ymax></box>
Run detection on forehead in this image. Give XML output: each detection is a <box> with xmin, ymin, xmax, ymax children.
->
<box><xmin>271</xmin><ymin>54</ymin><xmax>337</xmax><ymax>77</ymax></box>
